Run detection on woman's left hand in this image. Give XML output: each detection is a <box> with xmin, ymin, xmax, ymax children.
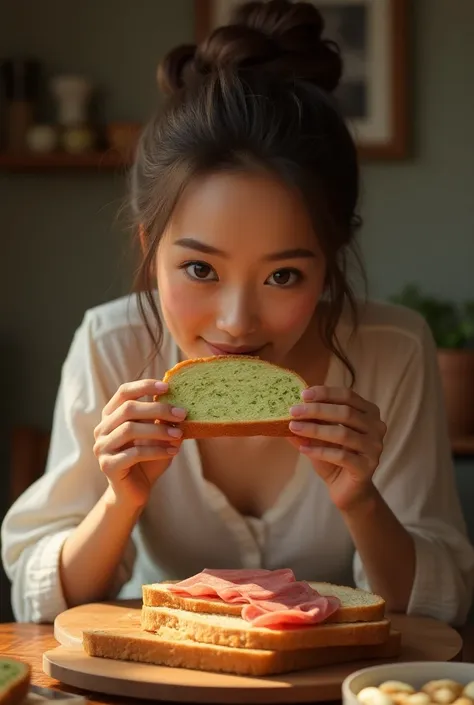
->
<box><xmin>288</xmin><ymin>387</ymin><xmax>386</xmax><ymax>512</ymax></box>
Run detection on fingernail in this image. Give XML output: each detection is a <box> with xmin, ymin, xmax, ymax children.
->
<box><xmin>155</xmin><ymin>381</ymin><xmax>168</xmax><ymax>392</ymax></box>
<box><xmin>290</xmin><ymin>421</ymin><xmax>304</xmax><ymax>431</ymax></box>
<box><xmin>167</xmin><ymin>427</ymin><xmax>183</xmax><ymax>438</ymax></box>
<box><xmin>290</xmin><ymin>405</ymin><xmax>305</xmax><ymax>417</ymax></box>
<box><xmin>301</xmin><ymin>388</ymin><xmax>316</xmax><ymax>401</ymax></box>
<box><xmin>172</xmin><ymin>407</ymin><xmax>187</xmax><ymax>419</ymax></box>
<box><xmin>167</xmin><ymin>447</ymin><xmax>179</xmax><ymax>456</ymax></box>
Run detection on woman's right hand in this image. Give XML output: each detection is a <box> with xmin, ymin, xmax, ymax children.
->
<box><xmin>93</xmin><ymin>379</ymin><xmax>187</xmax><ymax>510</ymax></box>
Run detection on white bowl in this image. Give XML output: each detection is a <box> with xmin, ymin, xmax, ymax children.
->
<box><xmin>342</xmin><ymin>661</ymin><xmax>474</xmax><ymax>705</ymax></box>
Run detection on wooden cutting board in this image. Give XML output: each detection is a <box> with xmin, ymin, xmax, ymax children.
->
<box><xmin>44</xmin><ymin>601</ymin><xmax>463</xmax><ymax>704</ymax></box>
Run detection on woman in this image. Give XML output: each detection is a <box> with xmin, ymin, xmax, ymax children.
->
<box><xmin>2</xmin><ymin>0</ymin><xmax>473</xmax><ymax>625</ymax></box>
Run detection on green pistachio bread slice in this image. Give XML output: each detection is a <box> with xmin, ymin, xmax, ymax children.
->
<box><xmin>0</xmin><ymin>658</ymin><xmax>31</xmax><ymax>705</ymax></box>
<box><xmin>156</xmin><ymin>355</ymin><xmax>307</xmax><ymax>438</ymax></box>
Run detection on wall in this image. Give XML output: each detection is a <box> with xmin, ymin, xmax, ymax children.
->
<box><xmin>361</xmin><ymin>0</ymin><xmax>474</xmax><ymax>301</ymax></box>
<box><xmin>1</xmin><ymin>0</ymin><xmax>473</xmax><ymax>621</ymax></box>
<box><xmin>0</xmin><ymin>0</ymin><xmax>194</xmax><ymax>621</ymax></box>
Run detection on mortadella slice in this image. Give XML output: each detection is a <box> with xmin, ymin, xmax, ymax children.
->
<box><xmin>167</xmin><ymin>568</ymin><xmax>297</xmax><ymax>602</ymax></box>
<box><xmin>165</xmin><ymin>568</ymin><xmax>342</xmax><ymax>629</ymax></box>
<box><xmin>242</xmin><ymin>595</ymin><xmax>341</xmax><ymax>627</ymax></box>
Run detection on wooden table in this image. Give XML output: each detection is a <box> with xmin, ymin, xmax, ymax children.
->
<box><xmin>2</xmin><ymin>621</ymin><xmax>474</xmax><ymax>705</ymax></box>
<box><xmin>1</xmin><ymin>623</ymin><xmax>136</xmax><ymax>705</ymax></box>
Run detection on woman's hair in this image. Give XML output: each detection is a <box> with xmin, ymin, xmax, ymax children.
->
<box><xmin>130</xmin><ymin>0</ymin><xmax>364</xmax><ymax>382</ymax></box>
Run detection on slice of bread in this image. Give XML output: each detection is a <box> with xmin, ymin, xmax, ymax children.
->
<box><xmin>157</xmin><ymin>356</ymin><xmax>307</xmax><ymax>438</ymax></box>
<box><xmin>83</xmin><ymin>627</ymin><xmax>401</xmax><ymax>676</ymax></box>
<box><xmin>0</xmin><ymin>658</ymin><xmax>31</xmax><ymax>705</ymax></box>
<box><xmin>140</xmin><ymin>606</ymin><xmax>391</xmax><ymax>651</ymax></box>
<box><xmin>142</xmin><ymin>581</ymin><xmax>386</xmax><ymax>625</ymax></box>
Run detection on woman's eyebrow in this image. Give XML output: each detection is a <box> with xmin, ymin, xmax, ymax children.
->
<box><xmin>174</xmin><ymin>237</ymin><xmax>316</xmax><ymax>261</ymax></box>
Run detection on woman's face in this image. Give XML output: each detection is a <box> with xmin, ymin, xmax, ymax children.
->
<box><xmin>156</xmin><ymin>171</ymin><xmax>326</xmax><ymax>365</ymax></box>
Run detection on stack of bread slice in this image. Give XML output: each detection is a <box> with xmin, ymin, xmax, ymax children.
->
<box><xmin>83</xmin><ymin>576</ymin><xmax>401</xmax><ymax>676</ymax></box>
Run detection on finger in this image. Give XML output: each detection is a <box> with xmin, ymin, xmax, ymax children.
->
<box><xmin>290</xmin><ymin>402</ymin><xmax>370</xmax><ymax>433</ymax></box>
<box><xmin>289</xmin><ymin>421</ymin><xmax>379</xmax><ymax>454</ymax></box>
<box><xmin>299</xmin><ymin>444</ymin><xmax>370</xmax><ymax>476</ymax></box>
<box><xmin>302</xmin><ymin>386</ymin><xmax>374</xmax><ymax>410</ymax></box>
<box><xmin>95</xmin><ymin>421</ymin><xmax>182</xmax><ymax>456</ymax></box>
<box><xmin>306</xmin><ymin>387</ymin><xmax>379</xmax><ymax>415</ymax></box>
<box><xmin>99</xmin><ymin>399</ymin><xmax>186</xmax><ymax>437</ymax></box>
<box><xmin>100</xmin><ymin>445</ymin><xmax>178</xmax><ymax>477</ymax></box>
<box><xmin>102</xmin><ymin>379</ymin><xmax>169</xmax><ymax>417</ymax></box>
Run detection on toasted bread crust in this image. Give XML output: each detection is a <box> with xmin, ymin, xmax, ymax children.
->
<box><xmin>140</xmin><ymin>606</ymin><xmax>391</xmax><ymax>651</ymax></box>
<box><xmin>141</xmin><ymin>581</ymin><xmax>386</xmax><ymax>624</ymax></box>
<box><xmin>142</xmin><ymin>584</ymin><xmax>245</xmax><ymax>616</ymax></box>
<box><xmin>162</xmin><ymin>355</ymin><xmax>308</xmax><ymax>388</ymax></box>
<box><xmin>155</xmin><ymin>356</ymin><xmax>307</xmax><ymax>439</ymax></box>
<box><xmin>83</xmin><ymin>627</ymin><xmax>401</xmax><ymax>677</ymax></box>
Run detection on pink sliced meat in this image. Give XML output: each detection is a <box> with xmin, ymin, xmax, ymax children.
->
<box><xmin>166</xmin><ymin>568</ymin><xmax>341</xmax><ymax>629</ymax></box>
<box><xmin>167</xmin><ymin>568</ymin><xmax>297</xmax><ymax>602</ymax></box>
<box><xmin>242</xmin><ymin>595</ymin><xmax>341</xmax><ymax>628</ymax></box>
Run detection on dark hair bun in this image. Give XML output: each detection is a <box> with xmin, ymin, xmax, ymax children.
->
<box><xmin>158</xmin><ymin>0</ymin><xmax>342</xmax><ymax>95</ymax></box>
<box><xmin>157</xmin><ymin>44</ymin><xmax>196</xmax><ymax>94</ymax></box>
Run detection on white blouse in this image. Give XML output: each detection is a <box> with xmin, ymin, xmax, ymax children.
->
<box><xmin>2</xmin><ymin>294</ymin><xmax>473</xmax><ymax>625</ymax></box>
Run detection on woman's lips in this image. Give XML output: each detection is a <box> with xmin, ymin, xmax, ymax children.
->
<box><xmin>204</xmin><ymin>341</ymin><xmax>265</xmax><ymax>356</ymax></box>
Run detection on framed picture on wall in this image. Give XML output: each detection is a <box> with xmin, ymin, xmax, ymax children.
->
<box><xmin>194</xmin><ymin>0</ymin><xmax>408</xmax><ymax>160</ymax></box>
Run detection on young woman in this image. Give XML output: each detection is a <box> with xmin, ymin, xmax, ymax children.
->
<box><xmin>2</xmin><ymin>0</ymin><xmax>473</xmax><ymax>625</ymax></box>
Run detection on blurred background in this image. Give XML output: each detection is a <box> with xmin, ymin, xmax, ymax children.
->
<box><xmin>0</xmin><ymin>0</ymin><xmax>473</xmax><ymax>621</ymax></box>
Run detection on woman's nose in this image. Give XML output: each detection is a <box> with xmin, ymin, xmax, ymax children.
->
<box><xmin>215</xmin><ymin>287</ymin><xmax>259</xmax><ymax>338</ymax></box>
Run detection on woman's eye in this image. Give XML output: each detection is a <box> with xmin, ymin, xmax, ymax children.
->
<box><xmin>266</xmin><ymin>268</ymin><xmax>302</xmax><ymax>287</ymax></box>
<box><xmin>183</xmin><ymin>261</ymin><xmax>217</xmax><ymax>281</ymax></box>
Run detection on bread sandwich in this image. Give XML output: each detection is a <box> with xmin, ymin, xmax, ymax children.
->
<box><xmin>155</xmin><ymin>355</ymin><xmax>307</xmax><ymax>438</ymax></box>
<box><xmin>83</xmin><ymin>568</ymin><xmax>400</xmax><ymax>676</ymax></box>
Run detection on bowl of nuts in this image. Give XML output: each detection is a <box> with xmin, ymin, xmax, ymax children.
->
<box><xmin>342</xmin><ymin>662</ymin><xmax>474</xmax><ymax>705</ymax></box>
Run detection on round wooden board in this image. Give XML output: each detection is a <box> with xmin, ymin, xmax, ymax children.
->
<box><xmin>45</xmin><ymin>601</ymin><xmax>463</xmax><ymax>704</ymax></box>
<box><xmin>54</xmin><ymin>600</ymin><xmax>142</xmax><ymax>647</ymax></box>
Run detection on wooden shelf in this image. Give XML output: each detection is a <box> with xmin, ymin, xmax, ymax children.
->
<box><xmin>452</xmin><ymin>437</ymin><xmax>474</xmax><ymax>457</ymax></box>
<box><xmin>0</xmin><ymin>150</ymin><xmax>132</xmax><ymax>172</ymax></box>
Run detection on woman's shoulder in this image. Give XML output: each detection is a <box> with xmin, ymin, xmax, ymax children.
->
<box><xmin>68</xmin><ymin>291</ymin><xmax>176</xmax><ymax>377</ymax></box>
<box><xmin>337</xmin><ymin>298</ymin><xmax>433</xmax><ymax>385</ymax></box>
<box><xmin>80</xmin><ymin>292</ymin><xmax>156</xmax><ymax>338</ymax></box>
<box><xmin>349</xmin><ymin>298</ymin><xmax>429</xmax><ymax>346</ymax></box>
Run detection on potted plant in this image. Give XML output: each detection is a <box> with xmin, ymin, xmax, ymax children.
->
<box><xmin>389</xmin><ymin>284</ymin><xmax>474</xmax><ymax>439</ymax></box>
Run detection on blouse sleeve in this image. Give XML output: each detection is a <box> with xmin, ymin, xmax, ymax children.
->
<box><xmin>353</xmin><ymin>318</ymin><xmax>474</xmax><ymax>625</ymax></box>
<box><xmin>1</xmin><ymin>310</ymin><xmax>137</xmax><ymax>623</ymax></box>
